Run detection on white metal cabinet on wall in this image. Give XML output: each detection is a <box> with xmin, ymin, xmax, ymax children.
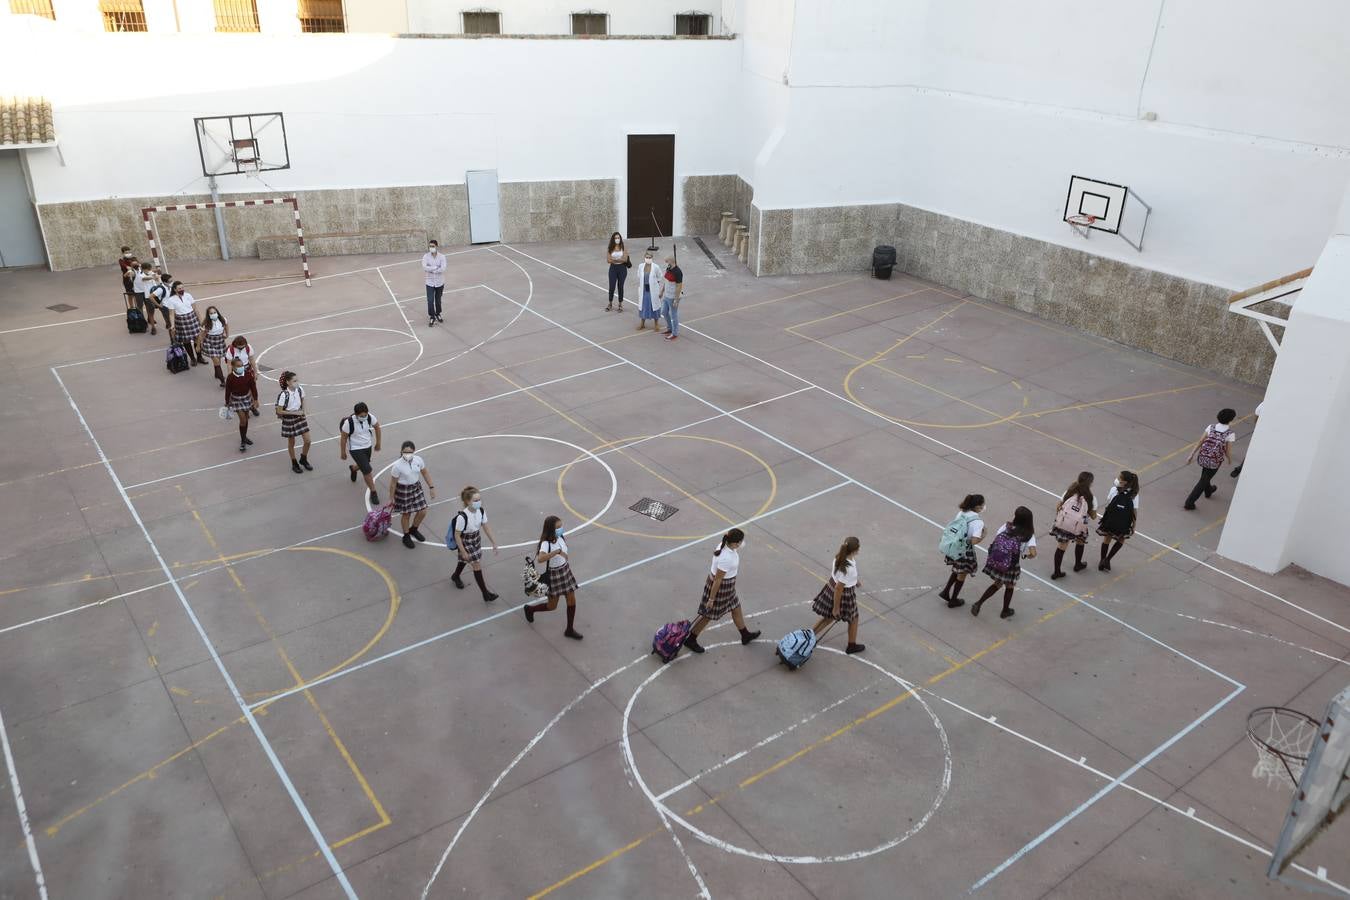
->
<box><xmin>466</xmin><ymin>169</ymin><xmax>501</xmax><ymax>244</ymax></box>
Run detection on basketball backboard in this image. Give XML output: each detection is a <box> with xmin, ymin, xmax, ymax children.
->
<box><xmin>194</xmin><ymin>113</ymin><xmax>290</xmax><ymax>177</ymax></box>
<box><xmin>1269</xmin><ymin>685</ymin><xmax>1350</xmax><ymax>888</ymax></box>
<box><xmin>1063</xmin><ymin>175</ymin><xmax>1152</xmax><ymax>251</ymax></box>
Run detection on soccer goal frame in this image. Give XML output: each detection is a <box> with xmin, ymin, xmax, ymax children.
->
<box><xmin>141</xmin><ymin>196</ymin><xmax>311</xmax><ymax>286</ymax></box>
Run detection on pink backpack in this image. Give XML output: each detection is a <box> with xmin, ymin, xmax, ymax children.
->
<box><xmin>362</xmin><ymin>505</ymin><xmax>392</xmax><ymax>541</ymax></box>
<box><xmin>1196</xmin><ymin>426</ymin><xmax>1229</xmax><ymax>469</ymax></box>
<box><xmin>1054</xmin><ymin>494</ymin><xmax>1089</xmax><ymax>536</ymax></box>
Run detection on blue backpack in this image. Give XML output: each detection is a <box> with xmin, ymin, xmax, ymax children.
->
<box><xmin>776</xmin><ymin>628</ymin><xmax>819</xmax><ymax>670</ymax></box>
<box><xmin>939</xmin><ymin>513</ymin><xmax>972</xmax><ymax>559</ymax></box>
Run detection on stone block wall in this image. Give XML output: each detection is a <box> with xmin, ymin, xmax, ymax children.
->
<box><xmin>753</xmin><ymin>200</ymin><xmax>1279</xmax><ymax>385</ymax></box>
<box><xmin>681</xmin><ymin>174</ymin><xmax>737</xmax><ymax>235</ymax></box>
<box><xmin>498</xmin><ymin>179</ymin><xmax>617</xmax><ymax>243</ymax></box>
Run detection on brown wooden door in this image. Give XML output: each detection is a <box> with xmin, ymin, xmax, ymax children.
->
<box><xmin>627</xmin><ymin>134</ymin><xmax>675</xmax><ymax>240</ymax></box>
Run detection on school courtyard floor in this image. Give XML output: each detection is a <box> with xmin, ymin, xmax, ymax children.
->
<box><xmin>0</xmin><ymin>238</ymin><xmax>1347</xmax><ymax>900</ymax></box>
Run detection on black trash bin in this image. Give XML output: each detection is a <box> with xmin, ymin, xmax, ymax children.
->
<box><xmin>872</xmin><ymin>245</ymin><xmax>896</xmax><ymax>280</ymax></box>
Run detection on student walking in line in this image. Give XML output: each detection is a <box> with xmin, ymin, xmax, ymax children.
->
<box><xmin>523</xmin><ymin>515</ymin><xmax>582</xmax><ymax>639</ymax></box>
<box><xmin>659</xmin><ymin>255</ymin><xmax>684</xmax><ymax>340</ymax></box>
<box><xmin>634</xmin><ymin>250</ymin><xmax>663</xmax><ymax>330</ymax></box>
<box><xmin>199</xmin><ymin>304</ymin><xmax>229</xmax><ymax>385</ymax></box>
<box><xmin>118</xmin><ymin>246</ymin><xmax>135</xmax><ymax>278</ymax></box>
<box><xmin>223</xmin><ymin>358</ymin><xmax>258</xmax><ymax>452</ymax></box>
<box><xmin>1049</xmin><ymin>471</ymin><xmax>1096</xmax><ymax>579</ymax></box>
<box><xmin>133</xmin><ymin>262</ymin><xmax>160</xmax><ymax>335</ymax></box>
<box><xmin>164</xmin><ymin>281</ymin><xmax>204</xmax><ymax>367</ymax></box>
<box><xmin>120</xmin><ymin>254</ymin><xmax>140</xmax><ymax>319</ymax></box>
<box><xmin>810</xmin><ymin>536</ymin><xmax>866</xmax><ymax>654</ymax></box>
<box><xmin>1184</xmin><ymin>408</ymin><xmax>1237</xmax><ymax>510</ymax></box>
<box><xmin>275</xmin><ymin>371</ymin><xmax>313</xmax><ymax>474</ymax></box>
<box><xmin>224</xmin><ymin>336</ymin><xmax>260</xmax><ymax>416</ymax></box>
<box><xmin>388</xmin><ymin>440</ymin><xmax>436</xmax><ymax>549</ymax></box>
<box><xmin>938</xmin><ymin>494</ymin><xmax>986</xmax><ymax>608</ymax></box>
<box><xmin>1096</xmin><ymin>470</ymin><xmax>1140</xmax><ymax>571</ymax></box>
<box><xmin>423</xmin><ymin>239</ymin><xmax>447</xmax><ymax>328</ymax></box>
<box><xmin>683</xmin><ymin>528</ymin><xmax>762</xmax><ymax>654</ymax></box>
<box><xmin>339</xmin><ymin>402</ymin><xmax>382</xmax><ymax>504</ymax></box>
<box><xmin>604</xmin><ymin>232</ymin><xmax>630</xmax><ymax>312</ymax></box>
<box><xmin>147</xmin><ymin>271</ymin><xmax>171</xmax><ymax>334</ymax></box>
<box><xmin>450</xmin><ymin>486</ymin><xmax>500</xmax><ymax>603</ymax></box>
<box><xmin>1231</xmin><ymin>402</ymin><xmax>1262</xmax><ymax>478</ymax></box>
<box><xmin>972</xmin><ymin>506</ymin><xmax>1038</xmax><ymax>619</ymax></box>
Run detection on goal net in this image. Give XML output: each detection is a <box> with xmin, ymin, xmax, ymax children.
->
<box><xmin>140</xmin><ymin>197</ymin><xmax>311</xmax><ymax>286</ymax></box>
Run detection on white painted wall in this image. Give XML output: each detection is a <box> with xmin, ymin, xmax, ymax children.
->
<box><xmin>404</xmin><ymin>0</ymin><xmax>722</xmax><ymax>35</ymax></box>
<box><xmin>1218</xmin><ymin>180</ymin><xmax>1350</xmax><ymax>587</ymax></box>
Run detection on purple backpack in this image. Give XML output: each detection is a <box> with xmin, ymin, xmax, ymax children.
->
<box><xmin>652</xmin><ymin>621</ymin><xmax>693</xmax><ymax>663</ymax></box>
<box><xmin>986</xmin><ymin>530</ymin><xmax>1022</xmax><ymax>573</ymax></box>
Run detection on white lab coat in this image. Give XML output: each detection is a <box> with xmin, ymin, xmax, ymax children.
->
<box><xmin>636</xmin><ymin>259</ymin><xmax>664</xmax><ymax>298</ymax></box>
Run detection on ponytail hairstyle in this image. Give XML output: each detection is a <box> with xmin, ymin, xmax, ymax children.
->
<box><xmin>1117</xmin><ymin>470</ymin><xmax>1139</xmax><ymax>498</ymax></box>
<box><xmin>1009</xmin><ymin>506</ymin><xmax>1035</xmax><ymax>541</ymax></box>
<box><xmin>959</xmin><ymin>493</ymin><xmax>985</xmax><ymax>512</ymax></box>
<box><xmin>279</xmin><ymin>370</ymin><xmax>297</xmax><ymax>390</ymax></box>
<box><xmin>539</xmin><ymin>515</ymin><xmax>561</xmax><ymax>545</ymax></box>
<box><xmin>714</xmin><ymin>527</ymin><xmax>745</xmax><ymax>557</ymax></box>
<box><xmin>460</xmin><ymin>485</ymin><xmax>479</xmax><ymax>506</ymax></box>
<box><xmin>833</xmin><ymin>536</ymin><xmax>861</xmax><ymax>575</ymax></box>
<box><xmin>1062</xmin><ymin>471</ymin><xmax>1095</xmax><ymax>508</ymax></box>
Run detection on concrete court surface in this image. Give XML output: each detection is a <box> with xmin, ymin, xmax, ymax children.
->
<box><xmin>0</xmin><ymin>237</ymin><xmax>1347</xmax><ymax>900</ymax></box>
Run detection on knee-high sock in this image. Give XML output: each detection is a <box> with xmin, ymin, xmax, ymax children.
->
<box><xmin>473</xmin><ymin>569</ymin><xmax>491</xmax><ymax>597</ymax></box>
<box><xmin>1053</xmin><ymin>548</ymin><xmax>1065</xmax><ymax>574</ymax></box>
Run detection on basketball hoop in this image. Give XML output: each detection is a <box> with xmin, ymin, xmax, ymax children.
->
<box><xmin>1065</xmin><ymin>213</ymin><xmax>1098</xmax><ymax>239</ymax></box>
<box><xmin>1247</xmin><ymin>706</ymin><xmax>1321</xmax><ymax>788</ymax></box>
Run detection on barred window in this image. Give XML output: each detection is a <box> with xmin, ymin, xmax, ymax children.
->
<box><xmin>298</xmin><ymin>0</ymin><xmax>343</xmax><ymax>33</ymax></box>
<box><xmin>9</xmin><ymin>0</ymin><xmax>56</xmax><ymax>19</ymax></box>
<box><xmin>570</xmin><ymin>12</ymin><xmax>607</xmax><ymax>35</ymax></box>
<box><xmin>214</xmin><ymin>0</ymin><xmax>260</xmax><ymax>32</ymax></box>
<box><xmin>100</xmin><ymin>0</ymin><xmax>147</xmax><ymax>32</ymax></box>
<box><xmin>462</xmin><ymin>10</ymin><xmax>500</xmax><ymax>34</ymax></box>
<box><xmin>675</xmin><ymin>13</ymin><xmax>710</xmax><ymax>36</ymax></box>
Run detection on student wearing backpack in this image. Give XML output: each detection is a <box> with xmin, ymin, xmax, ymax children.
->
<box><xmin>164</xmin><ymin>281</ymin><xmax>204</xmax><ymax>367</ymax></box>
<box><xmin>1184</xmin><ymin>408</ymin><xmax>1237</xmax><ymax>510</ymax></box>
<box><xmin>339</xmin><ymin>402</ymin><xmax>382</xmax><ymax>504</ymax></box>
<box><xmin>523</xmin><ymin>515</ymin><xmax>582</xmax><ymax>639</ymax></box>
<box><xmin>275</xmin><ymin>371</ymin><xmax>313</xmax><ymax>474</ymax></box>
<box><xmin>938</xmin><ymin>494</ymin><xmax>985</xmax><ymax>608</ymax></box>
<box><xmin>809</xmin><ymin>536</ymin><xmax>866</xmax><ymax>654</ymax></box>
<box><xmin>683</xmin><ymin>528</ymin><xmax>762</xmax><ymax>654</ymax></box>
<box><xmin>450</xmin><ymin>486</ymin><xmax>500</xmax><ymax>603</ymax></box>
<box><xmin>1049</xmin><ymin>471</ymin><xmax>1096</xmax><ymax>579</ymax></box>
<box><xmin>1231</xmin><ymin>402</ymin><xmax>1262</xmax><ymax>478</ymax></box>
<box><xmin>1096</xmin><ymin>471</ymin><xmax>1139</xmax><ymax>571</ymax></box>
<box><xmin>972</xmin><ymin>507</ymin><xmax>1037</xmax><ymax>619</ymax></box>
<box><xmin>121</xmin><ymin>255</ymin><xmax>141</xmax><ymax>322</ymax></box>
<box><xmin>146</xmin><ymin>271</ymin><xmax>171</xmax><ymax>338</ymax></box>
<box><xmin>133</xmin><ymin>262</ymin><xmax>161</xmax><ymax>335</ymax></box>
<box><xmin>388</xmin><ymin>440</ymin><xmax>435</xmax><ymax>549</ymax></box>
<box><xmin>223</xmin><ymin>358</ymin><xmax>259</xmax><ymax>453</ymax></box>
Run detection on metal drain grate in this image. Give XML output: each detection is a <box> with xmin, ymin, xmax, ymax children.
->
<box><xmin>257</xmin><ymin>363</ymin><xmax>273</xmax><ymax>372</ymax></box>
<box><xmin>47</xmin><ymin>303</ymin><xmax>78</xmax><ymax>313</ymax></box>
<box><xmin>630</xmin><ymin>497</ymin><xmax>679</xmax><ymax>521</ymax></box>
<box><xmin>692</xmin><ymin>236</ymin><xmax>725</xmax><ymax>270</ymax></box>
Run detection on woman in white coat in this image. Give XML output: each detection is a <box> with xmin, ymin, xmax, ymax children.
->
<box><xmin>634</xmin><ymin>250</ymin><xmax>664</xmax><ymax>331</ymax></box>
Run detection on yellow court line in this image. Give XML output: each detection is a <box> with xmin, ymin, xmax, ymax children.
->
<box><xmin>1193</xmin><ymin>515</ymin><xmax>1227</xmax><ymax>539</ymax></box>
<box><xmin>689</xmin><ymin>276</ymin><xmax>865</xmax><ymax>324</ymax></box>
<box><xmin>0</xmin><ymin>550</ymin><xmax>275</xmax><ymax>598</ymax></box>
<box><xmin>784</xmin><ymin>286</ymin><xmax>927</xmax><ymax>332</ymax></box>
<box><xmin>1016</xmin><ymin>381</ymin><xmax>1218</xmax><ymax>420</ymax></box>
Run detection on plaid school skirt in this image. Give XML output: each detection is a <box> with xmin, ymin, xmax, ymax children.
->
<box><xmin>1096</xmin><ymin>521</ymin><xmax>1135</xmax><ymax>540</ymax></box>
<box><xmin>458</xmin><ymin>529</ymin><xmax>483</xmax><ymax>563</ymax></box>
<box><xmin>811</xmin><ymin>580</ymin><xmax>858</xmax><ymax>623</ymax></box>
<box><xmin>543</xmin><ymin>562</ymin><xmax>578</xmax><ymax>597</ymax></box>
<box><xmin>175</xmin><ymin>314</ymin><xmax>202</xmax><ymax>345</ymax></box>
<box><xmin>393</xmin><ymin>481</ymin><xmax>426</xmax><ymax>514</ymax></box>
<box><xmin>1049</xmin><ymin>526</ymin><xmax>1089</xmax><ymax>546</ymax></box>
<box><xmin>698</xmin><ymin>574</ymin><xmax>740</xmax><ymax>620</ymax></box>
<box><xmin>280</xmin><ymin>414</ymin><xmax>309</xmax><ymax>439</ymax></box>
<box><xmin>982</xmin><ymin>559</ymin><xmax>1022</xmax><ymax>586</ymax></box>
<box><xmin>227</xmin><ymin>392</ymin><xmax>253</xmax><ymax>412</ymax></box>
<box><xmin>201</xmin><ymin>331</ymin><xmax>227</xmax><ymax>357</ymax></box>
<box><xmin>945</xmin><ymin>547</ymin><xmax>978</xmax><ymax>575</ymax></box>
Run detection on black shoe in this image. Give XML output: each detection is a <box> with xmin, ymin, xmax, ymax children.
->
<box><xmin>482</xmin><ymin>592</ymin><xmax>498</xmax><ymax>603</ymax></box>
<box><xmin>1073</xmin><ymin>562</ymin><xmax>1087</xmax><ymax>572</ymax></box>
<box><xmin>299</xmin><ymin>456</ymin><xmax>313</xmax><ymax>471</ymax></box>
<box><xmin>250</xmin><ymin>407</ymin><xmax>260</xmax><ymax>417</ymax></box>
<box><xmin>564</xmin><ymin>628</ymin><xmax>584</xmax><ymax>640</ymax></box>
<box><xmin>938</xmin><ymin>590</ymin><xmax>951</xmax><ymax>603</ymax></box>
<box><xmin>1051</xmin><ymin>571</ymin><xmax>1066</xmax><ymax>580</ymax></box>
<box><xmin>291</xmin><ymin>460</ymin><xmax>303</xmax><ymax>474</ymax></box>
<box><xmin>369</xmin><ymin>490</ymin><xmax>379</xmax><ymax>504</ymax></box>
<box><xmin>971</xmin><ymin>599</ymin><xmax>984</xmax><ymax>617</ymax></box>
<box><xmin>402</xmin><ymin>533</ymin><xmax>415</xmax><ymax>549</ymax></box>
<box><xmin>1204</xmin><ymin>486</ymin><xmax>1217</xmax><ymax>498</ymax></box>
<box><xmin>435</xmin><ymin>314</ymin><xmax>444</xmax><ymax>323</ymax></box>
<box><xmin>605</xmin><ymin>303</ymin><xmax>613</xmax><ymax>312</ymax></box>
<box><xmin>683</xmin><ymin>634</ymin><xmax>705</xmax><ymax>653</ymax></box>
<box><xmin>350</xmin><ymin>465</ymin><xmax>358</xmax><ymax>483</ymax></box>
<box><xmin>740</xmin><ymin>628</ymin><xmax>761</xmax><ymax>645</ymax></box>
<box><xmin>428</xmin><ymin>317</ymin><xmax>436</xmax><ymax>328</ymax></box>
<box><xmin>1183</xmin><ymin>503</ymin><xmax>1197</xmax><ymax>510</ymax></box>
<box><xmin>240</xmin><ymin>442</ymin><xmax>247</xmax><ymax>453</ymax></box>
<box><xmin>846</xmin><ymin>643</ymin><xmax>866</xmax><ymax>655</ymax></box>
<box><xmin>409</xmin><ymin>527</ymin><xmax>426</xmax><ymax>542</ymax></box>
<box><xmin>1231</xmin><ymin>465</ymin><xmax>1243</xmax><ymax>478</ymax></box>
<box><xmin>242</xmin><ymin>435</ymin><xmax>253</xmax><ymax>446</ymax></box>
<box><xmin>524</xmin><ymin>606</ymin><xmax>535</xmax><ymax>623</ymax></box>
<box><xmin>451</xmin><ymin>573</ymin><xmax>465</xmax><ymax>590</ymax></box>
<box><xmin>1098</xmin><ymin>562</ymin><xmax>1108</xmax><ymax>572</ymax></box>
<box><xmin>947</xmin><ymin>598</ymin><xmax>965</xmax><ymax>609</ymax></box>
<box><xmin>1000</xmin><ymin>608</ymin><xmax>1015</xmax><ymax>619</ymax></box>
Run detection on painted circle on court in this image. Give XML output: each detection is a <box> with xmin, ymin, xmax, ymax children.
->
<box><xmin>366</xmin><ymin>434</ymin><xmax>618</xmax><ymax>549</ymax></box>
<box><xmin>557</xmin><ymin>434</ymin><xmax>778</xmax><ymax>540</ymax></box>
<box><xmin>255</xmin><ymin>326</ymin><xmax>425</xmax><ymax>389</ymax></box>
<box><xmin>621</xmin><ymin>639</ymin><xmax>951</xmax><ymax>864</ymax></box>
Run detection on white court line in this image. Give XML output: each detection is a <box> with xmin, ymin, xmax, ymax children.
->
<box><xmin>49</xmin><ymin>367</ymin><xmax>357</xmax><ymax>899</ymax></box>
<box><xmin>2</xmin><ymin>387</ymin><xmax>810</xmax><ymax>638</ymax></box>
<box><xmin>248</xmin><ymin>480</ymin><xmax>850</xmax><ymax>712</ymax></box>
<box><xmin>0</xmin><ymin>702</ymin><xmax>47</xmax><ymax>899</ymax></box>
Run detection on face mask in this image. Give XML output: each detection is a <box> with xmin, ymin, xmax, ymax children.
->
<box><xmin>1116</xmin><ymin>479</ymin><xmax>1124</xmax><ymax>488</ymax></box>
<box><xmin>472</xmin><ymin>500</ymin><xmax>482</xmax><ymax>510</ymax></box>
<box><xmin>428</xmin><ymin>246</ymin><xmax>437</xmax><ymax>253</ymax></box>
<box><xmin>233</xmin><ymin>367</ymin><xmax>244</xmax><ymax>376</ymax></box>
<box><xmin>357</xmin><ymin>415</ymin><xmax>367</xmax><ymax>423</ymax></box>
<box><xmin>402</xmin><ymin>452</ymin><xmax>414</xmax><ymax>462</ymax></box>
<box><xmin>555</xmin><ymin>527</ymin><xmax>564</xmax><ymax>539</ymax></box>
<box><xmin>209</xmin><ymin>312</ymin><xmax>218</xmax><ymax>320</ymax></box>
<box><xmin>123</xmin><ymin>252</ymin><xmax>132</xmax><ymax>258</ymax></box>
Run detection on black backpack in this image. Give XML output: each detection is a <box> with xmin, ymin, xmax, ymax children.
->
<box><xmin>126</xmin><ymin>306</ymin><xmax>147</xmax><ymax>334</ymax></box>
<box><xmin>1099</xmin><ymin>491</ymin><xmax>1135</xmax><ymax>534</ymax></box>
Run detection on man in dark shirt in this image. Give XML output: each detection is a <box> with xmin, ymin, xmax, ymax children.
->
<box><xmin>660</xmin><ymin>256</ymin><xmax>684</xmax><ymax>341</ymax></box>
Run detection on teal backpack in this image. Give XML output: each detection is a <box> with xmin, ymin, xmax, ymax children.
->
<box><xmin>938</xmin><ymin>513</ymin><xmax>972</xmax><ymax>559</ymax></box>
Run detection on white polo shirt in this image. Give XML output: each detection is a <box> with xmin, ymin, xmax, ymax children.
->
<box><xmin>455</xmin><ymin>506</ymin><xmax>487</xmax><ymax>534</ymax></box>
<box><xmin>224</xmin><ymin>343</ymin><xmax>252</xmax><ymax>368</ymax></box>
<box><xmin>711</xmin><ymin>546</ymin><xmax>739</xmax><ymax>579</ymax></box>
<box><xmin>275</xmin><ymin>385</ymin><xmax>305</xmax><ymax>413</ymax></box>
<box><xmin>833</xmin><ymin>558</ymin><xmax>859</xmax><ymax>588</ymax></box>
<box><xmin>390</xmin><ymin>455</ymin><xmax>425</xmax><ymax>485</ymax></box>
<box><xmin>539</xmin><ymin>536</ymin><xmax>568</xmax><ymax>569</ymax></box>
<box><xmin>341</xmin><ymin>413</ymin><xmax>378</xmax><ymax>451</ymax></box>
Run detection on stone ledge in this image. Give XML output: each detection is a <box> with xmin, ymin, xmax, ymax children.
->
<box><xmin>257</xmin><ymin>230</ymin><xmax>426</xmax><ymax>259</ymax></box>
<box><xmin>394</xmin><ymin>33</ymin><xmax>735</xmax><ymax>40</ymax></box>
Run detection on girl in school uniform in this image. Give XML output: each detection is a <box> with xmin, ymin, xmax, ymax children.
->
<box><xmin>199</xmin><ymin>305</ymin><xmax>229</xmax><ymax>385</ymax></box>
<box><xmin>938</xmin><ymin>493</ymin><xmax>985</xmax><ymax>609</ymax></box>
<box><xmin>604</xmin><ymin>232</ymin><xmax>630</xmax><ymax>312</ymax></box>
<box><xmin>634</xmin><ymin>250</ymin><xmax>663</xmax><ymax>330</ymax></box>
<box><xmin>450</xmin><ymin>485</ymin><xmax>500</xmax><ymax>603</ymax></box>
<box><xmin>972</xmin><ymin>506</ymin><xmax>1038</xmax><ymax>619</ymax></box>
<box><xmin>1049</xmin><ymin>471</ymin><xmax>1096</xmax><ymax>579</ymax></box>
<box><xmin>1096</xmin><ymin>470</ymin><xmax>1140</xmax><ymax>571</ymax></box>
<box><xmin>523</xmin><ymin>515</ymin><xmax>582</xmax><ymax>640</ymax></box>
<box><xmin>224</xmin><ymin>336</ymin><xmax>260</xmax><ymax>415</ymax></box>
<box><xmin>810</xmin><ymin>536</ymin><xmax>866</xmax><ymax>654</ymax></box>
<box><xmin>274</xmin><ymin>371</ymin><xmax>313</xmax><ymax>474</ymax></box>
<box><xmin>165</xmin><ymin>281</ymin><xmax>204</xmax><ymax>366</ymax></box>
<box><xmin>682</xmin><ymin>527</ymin><xmax>762</xmax><ymax>654</ymax></box>
<box><xmin>223</xmin><ymin>358</ymin><xmax>258</xmax><ymax>453</ymax></box>
<box><xmin>387</xmin><ymin>440</ymin><xmax>436</xmax><ymax>549</ymax></box>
